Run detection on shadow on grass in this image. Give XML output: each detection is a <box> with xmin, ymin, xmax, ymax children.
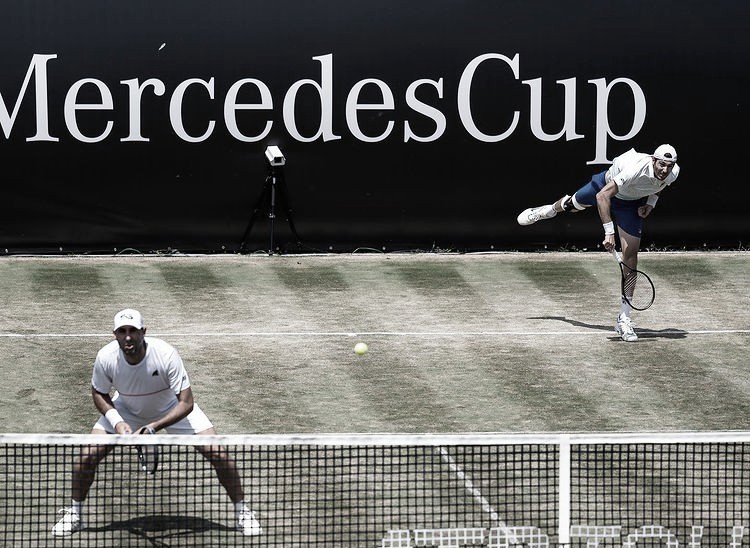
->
<box><xmin>87</xmin><ymin>514</ymin><xmax>236</xmax><ymax>547</ymax></box>
<box><xmin>529</xmin><ymin>316</ymin><xmax>689</xmax><ymax>339</ymax></box>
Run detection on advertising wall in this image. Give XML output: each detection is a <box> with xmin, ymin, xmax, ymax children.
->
<box><xmin>1</xmin><ymin>1</ymin><xmax>748</xmax><ymax>253</ymax></box>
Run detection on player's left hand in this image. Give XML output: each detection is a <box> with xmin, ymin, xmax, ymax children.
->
<box><xmin>638</xmin><ymin>205</ymin><xmax>653</xmax><ymax>218</ymax></box>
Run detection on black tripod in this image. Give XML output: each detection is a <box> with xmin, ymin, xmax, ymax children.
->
<box><xmin>240</xmin><ymin>165</ymin><xmax>301</xmax><ymax>254</ymax></box>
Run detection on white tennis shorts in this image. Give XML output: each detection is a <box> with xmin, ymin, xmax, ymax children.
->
<box><xmin>92</xmin><ymin>402</ymin><xmax>214</xmax><ymax>434</ymax></box>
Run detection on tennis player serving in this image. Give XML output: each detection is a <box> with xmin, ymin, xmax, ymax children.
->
<box><xmin>516</xmin><ymin>144</ymin><xmax>680</xmax><ymax>342</ymax></box>
<box><xmin>52</xmin><ymin>309</ymin><xmax>262</xmax><ymax>537</ymax></box>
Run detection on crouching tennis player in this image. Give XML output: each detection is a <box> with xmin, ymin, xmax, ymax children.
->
<box><xmin>52</xmin><ymin>309</ymin><xmax>262</xmax><ymax>537</ymax></box>
<box><xmin>516</xmin><ymin>144</ymin><xmax>680</xmax><ymax>342</ymax></box>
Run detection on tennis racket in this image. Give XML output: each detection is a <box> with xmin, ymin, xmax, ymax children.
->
<box><xmin>611</xmin><ymin>249</ymin><xmax>655</xmax><ymax>310</ymax></box>
<box><xmin>135</xmin><ymin>426</ymin><xmax>159</xmax><ymax>475</ymax></box>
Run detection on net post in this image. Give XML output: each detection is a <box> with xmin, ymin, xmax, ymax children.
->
<box><xmin>558</xmin><ymin>434</ymin><xmax>571</xmax><ymax>546</ymax></box>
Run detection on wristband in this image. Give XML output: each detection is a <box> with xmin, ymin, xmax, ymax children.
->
<box><xmin>602</xmin><ymin>221</ymin><xmax>615</xmax><ymax>236</ymax></box>
<box><xmin>105</xmin><ymin>409</ymin><xmax>124</xmax><ymax>428</ymax></box>
<box><xmin>646</xmin><ymin>195</ymin><xmax>659</xmax><ymax>208</ymax></box>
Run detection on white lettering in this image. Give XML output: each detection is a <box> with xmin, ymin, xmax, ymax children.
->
<box><xmin>64</xmin><ymin>79</ymin><xmax>114</xmax><ymax>143</ymax></box>
<box><xmin>0</xmin><ymin>53</ymin><xmax>58</xmax><ymax>141</ymax></box>
<box><xmin>345</xmin><ymin>78</ymin><xmax>395</xmax><ymax>142</ymax></box>
<box><xmin>282</xmin><ymin>54</ymin><xmax>341</xmax><ymax>142</ymax></box>
<box><xmin>458</xmin><ymin>53</ymin><xmax>520</xmax><ymax>142</ymax></box>
<box><xmin>523</xmin><ymin>77</ymin><xmax>583</xmax><ymax>142</ymax></box>
<box><xmin>382</xmin><ymin>525</ymin><xmax>746</xmax><ymax>547</ymax></box>
<box><xmin>413</xmin><ymin>527</ymin><xmax>486</xmax><ymax>547</ymax></box>
<box><xmin>570</xmin><ymin>525</ymin><xmax>623</xmax><ymax>548</ymax></box>
<box><xmin>120</xmin><ymin>78</ymin><xmax>166</xmax><ymax>142</ymax></box>
<box><xmin>170</xmin><ymin>77</ymin><xmax>215</xmax><ymax>142</ymax></box>
<box><xmin>731</xmin><ymin>526</ymin><xmax>746</xmax><ymax>548</ymax></box>
<box><xmin>224</xmin><ymin>78</ymin><xmax>273</xmax><ymax>142</ymax></box>
<box><xmin>493</xmin><ymin>526</ymin><xmax>548</xmax><ymax>548</ymax></box>
<box><xmin>623</xmin><ymin>525</ymin><xmax>678</xmax><ymax>548</ymax></box>
<box><xmin>3</xmin><ymin>52</ymin><xmax>651</xmax><ymax>159</ymax></box>
<box><xmin>587</xmin><ymin>77</ymin><xmax>646</xmax><ymax>164</ymax></box>
<box><xmin>404</xmin><ymin>78</ymin><xmax>446</xmax><ymax>143</ymax></box>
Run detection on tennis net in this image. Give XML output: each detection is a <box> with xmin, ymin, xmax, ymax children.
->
<box><xmin>1</xmin><ymin>432</ymin><xmax>748</xmax><ymax>547</ymax></box>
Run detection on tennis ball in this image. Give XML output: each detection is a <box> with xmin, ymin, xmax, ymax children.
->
<box><xmin>354</xmin><ymin>342</ymin><xmax>368</xmax><ymax>355</ymax></box>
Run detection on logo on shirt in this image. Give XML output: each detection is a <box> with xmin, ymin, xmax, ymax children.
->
<box><xmin>152</xmin><ymin>370</ymin><xmax>159</xmax><ymax>377</ymax></box>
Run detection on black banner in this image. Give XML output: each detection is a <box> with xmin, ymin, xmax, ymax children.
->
<box><xmin>2</xmin><ymin>0</ymin><xmax>748</xmax><ymax>252</ymax></box>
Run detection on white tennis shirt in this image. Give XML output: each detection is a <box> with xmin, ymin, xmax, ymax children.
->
<box><xmin>607</xmin><ymin>148</ymin><xmax>680</xmax><ymax>201</ymax></box>
<box><xmin>91</xmin><ymin>337</ymin><xmax>191</xmax><ymax>421</ymax></box>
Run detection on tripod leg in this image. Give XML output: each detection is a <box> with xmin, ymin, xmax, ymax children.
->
<box><xmin>274</xmin><ymin>175</ymin><xmax>302</xmax><ymax>246</ymax></box>
<box><xmin>240</xmin><ymin>177</ymin><xmax>271</xmax><ymax>252</ymax></box>
<box><xmin>268</xmin><ymin>176</ymin><xmax>277</xmax><ymax>254</ymax></box>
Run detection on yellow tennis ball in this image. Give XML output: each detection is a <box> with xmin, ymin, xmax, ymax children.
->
<box><xmin>354</xmin><ymin>342</ymin><xmax>368</xmax><ymax>355</ymax></box>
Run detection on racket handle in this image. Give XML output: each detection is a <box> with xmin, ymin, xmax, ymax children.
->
<box><xmin>611</xmin><ymin>249</ymin><xmax>622</xmax><ymax>263</ymax></box>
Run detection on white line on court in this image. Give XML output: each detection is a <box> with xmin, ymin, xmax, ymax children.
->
<box><xmin>437</xmin><ymin>447</ymin><xmax>517</xmax><ymax>543</ymax></box>
<box><xmin>437</xmin><ymin>447</ymin><xmax>504</xmax><ymax>522</ymax></box>
<box><xmin>0</xmin><ymin>329</ymin><xmax>747</xmax><ymax>338</ymax></box>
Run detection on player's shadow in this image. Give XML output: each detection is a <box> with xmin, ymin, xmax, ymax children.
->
<box><xmin>88</xmin><ymin>514</ymin><xmax>235</xmax><ymax>546</ymax></box>
<box><xmin>529</xmin><ymin>316</ymin><xmax>689</xmax><ymax>339</ymax></box>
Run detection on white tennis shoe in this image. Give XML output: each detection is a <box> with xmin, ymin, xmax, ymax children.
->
<box><xmin>51</xmin><ymin>508</ymin><xmax>83</xmax><ymax>536</ymax></box>
<box><xmin>517</xmin><ymin>205</ymin><xmax>557</xmax><ymax>226</ymax></box>
<box><xmin>615</xmin><ymin>314</ymin><xmax>638</xmax><ymax>342</ymax></box>
<box><xmin>238</xmin><ymin>508</ymin><xmax>262</xmax><ymax>536</ymax></box>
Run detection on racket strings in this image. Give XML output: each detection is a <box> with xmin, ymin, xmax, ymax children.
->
<box><xmin>138</xmin><ymin>446</ymin><xmax>158</xmax><ymax>473</ymax></box>
<box><xmin>622</xmin><ymin>270</ymin><xmax>654</xmax><ymax>309</ymax></box>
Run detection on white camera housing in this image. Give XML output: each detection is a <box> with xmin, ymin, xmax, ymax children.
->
<box><xmin>265</xmin><ymin>145</ymin><xmax>286</xmax><ymax>167</ymax></box>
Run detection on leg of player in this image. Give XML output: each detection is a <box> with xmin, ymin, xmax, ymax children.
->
<box><xmin>196</xmin><ymin>428</ymin><xmax>262</xmax><ymax>537</ymax></box>
<box><xmin>516</xmin><ymin>195</ymin><xmax>563</xmax><ymax>225</ymax></box>
<box><xmin>517</xmin><ymin>176</ymin><xmax>599</xmax><ymax>227</ymax></box>
<box><xmin>614</xmin><ymin>230</ymin><xmax>641</xmax><ymax>342</ymax></box>
<box><xmin>51</xmin><ymin>442</ymin><xmax>114</xmax><ymax>536</ymax></box>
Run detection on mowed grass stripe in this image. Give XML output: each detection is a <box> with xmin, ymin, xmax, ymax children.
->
<box><xmin>344</xmin><ymin>260</ymin><xmax>534</xmax><ymax>430</ymax></box>
<box><xmin>268</xmin><ymin>260</ymin><xmax>470</xmax><ymax>432</ymax></box>
<box><xmin>462</xmin><ymin>340</ymin><xmax>619</xmax><ymax>431</ymax></box>
<box><xmin>268</xmin><ymin>260</ymin><xmax>502</xmax><ymax>432</ymax></box>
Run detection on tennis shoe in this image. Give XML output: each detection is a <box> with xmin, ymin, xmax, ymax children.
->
<box><xmin>517</xmin><ymin>205</ymin><xmax>557</xmax><ymax>226</ymax></box>
<box><xmin>615</xmin><ymin>314</ymin><xmax>638</xmax><ymax>342</ymax></box>
<box><xmin>51</xmin><ymin>508</ymin><xmax>83</xmax><ymax>536</ymax></box>
<box><xmin>238</xmin><ymin>508</ymin><xmax>262</xmax><ymax>536</ymax></box>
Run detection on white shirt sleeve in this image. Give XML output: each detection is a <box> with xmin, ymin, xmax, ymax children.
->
<box><xmin>164</xmin><ymin>347</ymin><xmax>191</xmax><ymax>394</ymax></box>
<box><xmin>91</xmin><ymin>344</ymin><xmax>115</xmax><ymax>394</ymax></box>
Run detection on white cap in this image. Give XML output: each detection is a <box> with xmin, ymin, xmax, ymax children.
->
<box><xmin>653</xmin><ymin>144</ymin><xmax>677</xmax><ymax>163</ymax></box>
<box><xmin>113</xmin><ymin>309</ymin><xmax>145</xmax><ymax>330</ymax></box>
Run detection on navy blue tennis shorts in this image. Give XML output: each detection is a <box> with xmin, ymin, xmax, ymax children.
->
<box><xmin>573</xmin><ymin>171</ymin><xmax>647</xmax><ymax>238</ymax></box>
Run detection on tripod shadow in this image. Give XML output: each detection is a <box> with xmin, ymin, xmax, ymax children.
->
<box><xmin>88</xmin><ymin>514</ymin><xmax>235</xmax><ymax>546</ymax></box>
<box><xmin>529</xmin><ymin>316</ymin><xmax>689</xmax><ymax>339</ymax></box>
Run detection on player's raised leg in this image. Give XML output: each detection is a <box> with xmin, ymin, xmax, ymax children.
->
<box><xmin>517</xmin><ymin>196</ymin><xmax>562</xmax><ymax>226</ymax></box>
<box><xmin>517</xmin><ymin>189</ymin><xmax>593</xmax><ymax>226</ymax></box>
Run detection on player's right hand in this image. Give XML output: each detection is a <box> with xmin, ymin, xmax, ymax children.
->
<box><xmin>602</xmin><ymin>234</ymin><xmax>615</xmax><ymax>252</ymax></box>
<box><xmin>114</xmin><ymin>422</ymin><xmax>133</xmax><ymax>435</ymax></box>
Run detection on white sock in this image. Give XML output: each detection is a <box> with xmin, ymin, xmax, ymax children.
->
<box><xmin>620</xmin><ymin>301</ymin><xmax>631</xmax><ymax>318</ymax></box>
<box><xmin>234</xmin><ymin>501</ymin><xmax>247</xmax><ymax>515</ymax></box>
<box><xmin>72</xmin><ymin>500</ymin><xmax>83</xmax><ymax>514</ymax></box>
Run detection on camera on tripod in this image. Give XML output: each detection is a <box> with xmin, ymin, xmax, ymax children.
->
<box><xmin>264</xmin><ymin>146</ymin><xmax>286</xmax><ymax>167</ymax></box>
<box><xmin>241</xmin><ymin>144</ymin><xmax>300</xmax><ymax>254</ymax></box>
